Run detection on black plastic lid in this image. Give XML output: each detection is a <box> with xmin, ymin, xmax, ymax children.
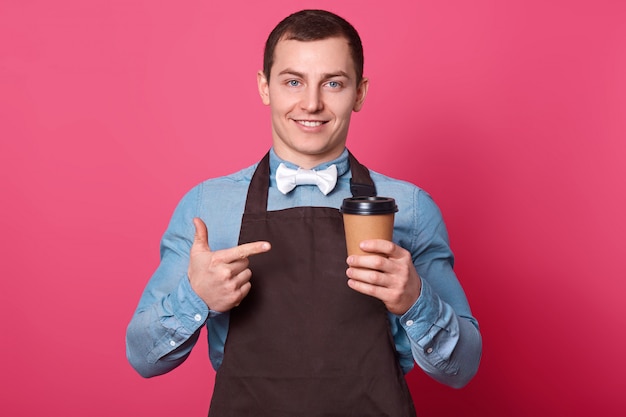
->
<box><xmin>340</xmin><ymin>196</ymin><xmax>398</xmax><ymax>215</ymax></box>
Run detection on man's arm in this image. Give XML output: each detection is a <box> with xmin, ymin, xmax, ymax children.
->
<box><xmin>126</xmin><ymin>188</ymin><xmax>271</xmax><ymax>378</ymax></box>
<box><xmin>346</xmin><ymin>187</ymin><xmax>482</xmax><ymax>387</ymax></box>
<box><xmin>394</xmin><ymin>279</ymin><xmax>482</xmax><ymax>388</ymax></box>
<box><xmin>125</xmin><ymin>187</ymin><xmax>210</xmax><ymax>378</ymax></box>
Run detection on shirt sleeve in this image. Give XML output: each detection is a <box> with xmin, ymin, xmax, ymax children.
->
<box><xmin>125</xmin><ymin>186</ymin><xmax>210</xmax><ymax>378</ymax></box>
<box><xmin>391</xmin><ymin>188</ymin><xmax>482</xmax><ymax>388</ymax></box>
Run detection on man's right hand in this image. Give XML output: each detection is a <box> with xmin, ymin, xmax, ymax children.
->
<box><xmin>188</xmin><ymin>217</ymin><xmax>271</xmax><ymax>312</ymax></box>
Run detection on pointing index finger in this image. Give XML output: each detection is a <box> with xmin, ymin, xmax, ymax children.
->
<box><xmin>227</xmin><ymin>241</ymin><xmax>271</xmax><ymax>262</ymax></box>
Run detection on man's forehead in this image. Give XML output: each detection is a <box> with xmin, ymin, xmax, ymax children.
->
<box><xmin>271</xmin><ymin>37</ymin><xmax>356</xmax><ymax>76</ymax></box>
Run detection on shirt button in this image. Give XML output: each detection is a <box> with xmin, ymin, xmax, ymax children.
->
<box><xmin>169</xmin><ymin>340</ymin><xmax>176</xmax><ymax>347</ymax></box>
<box><xmin>426</xmin><ymin>347</ymin><xmax>433</xmax><ymax>354</ymax></box>
<box><xmin>406</xmin><ymin>320</ymin><xmax>414</xmax><ymax>326</ymax></box>
<box><xmin>194</xmin><ymin>314</ymin><xmax>202</xmax><ymax>322</ymax></box>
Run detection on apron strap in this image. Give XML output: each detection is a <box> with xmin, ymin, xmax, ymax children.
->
<box><xmin>243</xmin><ymin>152</ymin><xmax>271</xmax><ymax>215</ymax></box>
<box><xmin>244</xmin><ymin>150</ymin><xmax>376</xmax><ymax>214</ymax></box>
<box><xmin>348</xmin><ymin>151</ymin><xmax>377</xmax><ymax>197</ymax></box>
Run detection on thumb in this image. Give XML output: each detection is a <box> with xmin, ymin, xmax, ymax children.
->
<box><xmin>192</xmin><ymin>217</ymin><xmax>211</xmax><ymax>252</ymax></box>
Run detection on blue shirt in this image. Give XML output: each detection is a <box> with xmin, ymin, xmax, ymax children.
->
<box><xmin>126</xmin><ymin>148</ymin><xmax>482</xmax><ymax>388</ymax></box>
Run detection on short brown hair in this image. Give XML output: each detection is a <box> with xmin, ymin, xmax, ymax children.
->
<box><xmin>263</xmin><ymin>9</ymin><xmax>365</xmax><ymax>84</ymax></box>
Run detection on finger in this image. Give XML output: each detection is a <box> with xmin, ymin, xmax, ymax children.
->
<box><xmin>231</xmin><ymin>281</ymin><xmax>253</xmax><ymax>309</ymax></box>
<box><xmin>229</xmin><ymin>265</ymin><xmax>253</xmax><ymax>287</ymax></box>
<box><xmin>192</xmin><ymin>217</ymin><xmax>210</xmax><ymax>252</ymax></box>
<box><xmin>220</xmin><ymin>241</ymin><xmax>271</xmax><ymax>264</ymax></box>
<box><xmin>346</xmin><ymin>265</ymin><xmax>389</xmax><ymax>288</ymax></box>
<box><xmin>358</xmin><ymin>239</ymin><xmax>397</xmax><ymax>256</ymax></box>
<box><xmin>347</xmin><ymin>255</ymin><xmax>389</xmax><ymax>274</ymax></box>
<box><xmin>347</xmin><ymin>276</ymin><xmax>387</xmax><ymax>299</ymax></box>
<box><xmin>238</xmin><ymin>281</ymin><xmax>252</xmax><ymax>298</ymax></box>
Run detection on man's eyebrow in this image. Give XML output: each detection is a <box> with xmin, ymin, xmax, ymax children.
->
<box><xmin>277</xmin><ymin>69</ymin><xmax>305</xmax><ymax>78</ymax></box>
<box><xmin>277</xmin><ymin>69</ymin><xmax>351</xmax><ymax>79</ymax></box>
<box><xmin>323</xmin><ymin>71</ymin><xmax>350</xmax><ymax>79</ymax></box>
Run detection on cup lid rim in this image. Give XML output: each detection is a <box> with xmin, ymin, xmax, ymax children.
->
<box><xmin>340</xmin><ymin>196</ymin><xmax>398</xmax><ymax>215</ymax></box>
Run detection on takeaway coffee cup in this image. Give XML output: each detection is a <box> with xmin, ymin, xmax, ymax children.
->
<box><xmin>340</xmin><ymin>197</ymin><xmax>398</xmax><ymax>256</ymax></box>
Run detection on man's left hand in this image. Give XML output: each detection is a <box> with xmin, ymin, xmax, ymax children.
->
<box><xmin>346</xmin><ymin>239</ymin><xmax>421</xmax><ymax>315</ymax></box>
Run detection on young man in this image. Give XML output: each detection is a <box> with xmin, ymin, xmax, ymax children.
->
<box><xmin>127</xmin><ymin>9</ymin><xmax>482</xmax><ymax>416</ymax></box>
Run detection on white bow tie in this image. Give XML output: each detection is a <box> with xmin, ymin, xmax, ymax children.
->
<box><xmin>275</xmin><ymin>163</ymin><xmax>338</xmax><ymax>195</ymax></box>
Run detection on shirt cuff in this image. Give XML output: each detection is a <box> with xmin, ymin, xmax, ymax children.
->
<box><xmin>398</xmin><ymin>279</ymin><xmax>442</xmax><ymax>348</ymax></box>
<box><xmin>399</xmin><ymin>279</ymin><xmax>460</xmax><ymax>374</ymax></box>
<box><xmin>170</xmin><ymin>276</ymin><xmax>210</xmax><ymax>331</ymax></box>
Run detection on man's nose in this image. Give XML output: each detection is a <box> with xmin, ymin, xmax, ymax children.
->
<box><xmin>300</xmin><ymin>87</ymin><xmax>323</xmax><ymax>112</ymax></box>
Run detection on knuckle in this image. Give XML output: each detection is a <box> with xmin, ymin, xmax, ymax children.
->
<box><xmin>367</xmin><ymin>270</ymin><xmax>381</xmax><ymax>284</ymax></box>
<box><xmin>215</xmin><ymin>267</ymin><xmax>232</xmax><ymax>282</ymax></box>
<box><xmin>240</xmin><ymin>268</ymin><xmax>252</xmax><ymax>280</ymax></box>
<box><xmin>371</xmin><ymin>256</ymin><xmax>385</xmax><ymax>270</ymax></box>
<box><xmin>222</xmin><ymin>279</ymin><xmax>236</xmax><ymax>292</ymax></box>
<box><xmin>209</xmin><ymin>253</ymin><xmax>224</xmax><ymax>267</ymax></box>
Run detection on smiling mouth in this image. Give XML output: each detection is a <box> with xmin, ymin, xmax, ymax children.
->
<box><xmin>296</xmin><ymin>120</ymin><xmax>326</xmax><ymax>127</ymax></box>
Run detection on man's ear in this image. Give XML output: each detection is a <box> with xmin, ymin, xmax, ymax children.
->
<box><xmin>353</xmin><ymin>77</ymin><xmax>369</xmax><ymax>112</ymax></box>
<box><xmin>257</xmin><ymin>70</ymin><xmax>270</xmax><ymax>105</ymax></box>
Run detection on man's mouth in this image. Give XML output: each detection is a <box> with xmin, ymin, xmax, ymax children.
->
<box><xmin>296</xmin><ymin>120</ymin><xmax>326</xmax><ymax>127</ymax></box>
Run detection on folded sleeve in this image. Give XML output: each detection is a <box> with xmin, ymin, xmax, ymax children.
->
<box><xmin>391</xmin><ymin>188</ymin><xmax>482</xmax><ymax>388</ymax></box>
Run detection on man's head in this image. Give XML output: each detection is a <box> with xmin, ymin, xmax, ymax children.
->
<box><xmin>258</xmin><ymin>10</ymin><xmax>369</xmax><ymax>168</ymax></box>
<box><xmin>263</xmin><ymin>9</ymin><xmax>364</xmax><ymax>86</ymax></box>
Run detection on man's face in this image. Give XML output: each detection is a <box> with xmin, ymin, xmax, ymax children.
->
<box><xmin>258</xmin><ymin>36</ymin><xmax>368</xmax><ymax>168</ymax></box>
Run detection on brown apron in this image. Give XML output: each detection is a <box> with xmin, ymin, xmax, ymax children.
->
<box><xmin>208</xmin><ymin>152</ymin><xmax>416</xmax><ymax>417</ymax></box>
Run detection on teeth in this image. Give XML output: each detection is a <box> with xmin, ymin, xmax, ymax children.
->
<box><xmin>299</xmin><ymin>120</ymin><xmax>323</xmax><ymax>127</ymax></box>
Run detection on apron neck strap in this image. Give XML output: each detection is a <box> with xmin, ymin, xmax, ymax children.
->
<box><xmin>244</xmin><ymin>150</ymin><xmax>376</xmax><ymax>214</ymax></box>
<box><xmin>347</xmin><ymin>151</ymin><xmax>377</xmax><ymax>197</ymax></box>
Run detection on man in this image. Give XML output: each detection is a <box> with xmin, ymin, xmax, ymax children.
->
<box><xmin>126</xmin><ymin>9</ymin><xmax>482</xmax><ymax>416</ymax></box>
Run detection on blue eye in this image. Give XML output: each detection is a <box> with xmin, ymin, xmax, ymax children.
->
<box><xmin>327</xmin><ymin>81</ymin><xmax>340</xmax><ymax>88</ymax></box>
<box><xmin>288</xmin><ymin>80</ymin><xmax>300</xmax><ymax>87</ymax></box>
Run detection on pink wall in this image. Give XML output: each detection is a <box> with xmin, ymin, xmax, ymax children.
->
<box><xmin>1</xmin><ymin>0</ymin><xmax>625</xmax><ymax>415</ymax></box>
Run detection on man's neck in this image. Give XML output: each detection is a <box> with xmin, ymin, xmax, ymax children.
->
<box><xmin>272</xmin><ymin>147</ymin><xmax>346</xmax><ymax>169</ymax></box>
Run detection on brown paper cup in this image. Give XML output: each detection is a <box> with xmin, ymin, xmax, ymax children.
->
<box><xmin>340</xmin><ymin>197</ymin><xmax>398</xmax><ymax>256</ymax></box>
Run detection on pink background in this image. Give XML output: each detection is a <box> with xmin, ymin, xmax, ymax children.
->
<box><xmin>1</xmin><ymin>0</ymin><xmax>625</xmax><ymax>415</ymax></box>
